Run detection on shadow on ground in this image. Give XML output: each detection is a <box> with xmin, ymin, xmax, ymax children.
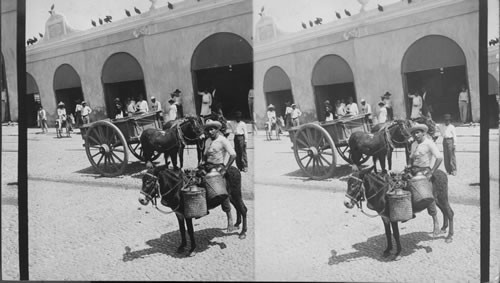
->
<box><xmin>75</xmin><ymin>161</ymin><xmax>153</xmax><ymax>179</ymax></box>
<box><xmin>284</xmin><ymin>164</ymin><xmax>354</xmax><ymax>181</ymax></box>
<box><xmin>122</xmin><ymin>227</ymin><xmax>240</xmax><ymax>261</ymax></box>
<box><xmin>328</xmin><ymin>231</ymin><xmax>438</xmax><ymax>264</ymax></box>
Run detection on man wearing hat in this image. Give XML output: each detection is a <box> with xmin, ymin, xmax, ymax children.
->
<box><xmin>150</xmin><ymin>96</ymin><xmax>162</xmax><ymax>112</ymax></box>
<box><xmin>81</xmin><ymin>101</ymin><xmax>92</xmax><ymax>124</ymax></box>
<box><xmin>408</xmin><ymin>123</ymin><xmax>443</xmax><ymax>179</ymax></box>
<box><xmin>382</xmin><ymin>92</ymin><xmax>393</xmax><ymax>121</ymax></box>
<box><xmin>74</xmin><ymin>100</ymin><xmax>83</xmax><ymax>128</ymax></box>
<box><xmin>229</xmin><ymin>111</ymin><xmax>248</xmax><ymax>172</ymax></box>
<box><xmin>171</xmin><ymin>89</ymin><xmax>183</xmax><ymax>118</ymax></box>
<box><xmin>284</xmin><ymin>101</ymin><xmax>293</xmax><ymax>128</ymax></box>
<box><xmin>376</xmin><ymin>101</ymin><xmax>387</xmax><ymax>124</ymax></box>
<box><xmin>200</xmin><ymin>119</ymin><xmax>238</xmax><ymax>225</ymax></box>
<box><xmin>437</xmin><ymin>114</ymin><xmax>457</xmax><ymax>175</ymax></box>
<box><xmin>359</xmin><ymin>98</ymin><xmax>372</xmax><ymax>125</ymax></box>
<box><xmin>166</xmin><ymin>98</ymin><xmax>177</xmax><ymax>121</ymax></box>
<box><xmin>56</xmin><ymin>102</ymin><xmax>67</xmax><ymax>132</ymax></box>
<box><xmin>136</xmin><ymin>96</ymin><xmax>149</xmax><ymax>114</ymax></box>
<box><xmin>290</xmin><ymin>103</ymin><xmax>302</xmax><ymax>127</ymax></box>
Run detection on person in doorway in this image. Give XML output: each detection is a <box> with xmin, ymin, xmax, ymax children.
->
<box><xmin>266</xmin><ymin>104</ymin><xmax>277</xmax><ymax>131</ymax></box>
<box><xmin>56</xmin><ymin>102</ymin><xmax>67</xmax><ymax>132</ymax></box>
<box><xmin>325</xmin><ymin>104</ymin><xmax>335</xmax><ymax>122</ymax></box>
<box><xmin>290</xmin><ymin>104</ymin><xmax>302</xmax><ymax>127</ymax></box>
<box><xmin>167</xmin><ymin>98</ymin><xmax>177</xmax><ymax>121</ymax></box>
<box><xmin>37</xmin><ymin>105</ymin><xmax>48</xmax><ymax>133</ymax></box>
<box><xmin>345</xmin><ymin>97</ymin><xmax>359</xmax><ymax>116</ymax></box>
<box><xmin>74</xmin><ymin>100</ymin><xmax>83</xmax><ymax>128</ymax></box>
<box><xmin>420</xmin><ymin>87</ymin><xmax>432</xmax><ymax>119</ymax></box>
<box><xmin>359</xmin><ymin>98</ymin><xmax>372</xmax><ymax>125</ymax></box>
<box><xmin>376</xmin><ymin>101</ymin><xmax>388</xmax><ymax>124</ymax></box>
<box><xmin>115</xmin><ymin>101</ymin><xmax>125</xmax><ymax>119</ymax></box>
<box><xmin>230</xmin><ymin>111</ymin><xmax>248</xmax><ymax>172</ymax></box>
<box><xmin>126</xmin><ymin>97</ymin><xmax>136</xmax><ymax>114</ymax></box>
<box><xmin>437</xmin><ymin>114</ymin><xmax>457</xmax><ymax>175</ymax></box>
<box><xmin>382</xmin><ymin>92</ymin><xmax>393</xmax><ymax>121</ymax></box>
<box><xmin>81</xmin><ymin>101</ymin><xmax>92</xmax><ymax>124</ymax></box>
<box><xmin>248</xmin><ymin>88</ymin><xmax>254</xmax><ymax>120</ymax></box>
<box><xmin>408</xmin><ymin>90</ymin><xmax>423</xmax><ymax>119</ymax></box>
<box><xmin>171</xmin><ymin>89</ymin><xmax>183</xmax><ymax>118</ymax></box>
<box><xmin>335</xmin><ymin>99</ymin><xmax>346</xmax><ymax>119</ymax></box>
<box><xmin>136</xmin><ymin>96</ymin><xmax>149</xmax><ymax>113</ymax></box>
<box><xmin>284</xmin><ymin>101</ymin><xmax>293</xmax><ymax>128</ymax></box>
<box><xmin>198</xmin><ymin>88</ymin><xmax>214</xmax><ymax>121</ymax></box>
<box><xmin>151</xmin><ymin>96</ymin><xmax>162</xmax><ymax>112</ymax></box>
<box><xmin>458</xmin><ymin>85</ymin><xmax>469</xmax><ymax>124</ymax></box>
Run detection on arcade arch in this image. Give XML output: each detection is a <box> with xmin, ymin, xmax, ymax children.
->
<box><xmin>263</xmin><ymin>66</ymin><xmax>294</xmax><ymax>121</ymax></box>
<box><xmin>102</xmin><ymin>52</ymin><xmax>146</xmax><ymax>118</ymax></box>
<box><xmin>191</xmin><ymin>32</ymin><xmax>253</xmax><ymax>120</ymax></box>
<box><xmin>311</xmin><ymin>55</ymin><xmax>356</xmax><ymax>121</ymax></box>
<box><xmin>26</xmin><ymin>72</ymin><xmax>41</xmax><ymax>127</ymax></box>
<box><xmin>53</xmin><ymin>64</ymin><xmax>84</xmax><ymax>119</ymax></box>
<box><xmin>402</xmin><ymin>35</ymin><xmax>468</xmax><ymax>123</ymax></box>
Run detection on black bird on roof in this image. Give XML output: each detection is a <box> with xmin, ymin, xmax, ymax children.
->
<box><xmin>91</xmin><ymin>20</ymin><xmax>96</xmax><ymax>26</ymax></box>
<box><xmin>335</xmin><ymin>11</ymin><xmax>341</xmax><ymax>19</ymax></box>
<box><xmin>27</xmin><ymin>39</ymin><xmax>32</xmax><ymax>46</ymax></box>
<box><xmin>99</xmin><ymin>18</ymin><xmax>103</xmax><ymax>25</ymax></box>
<box><xmin>39</xmin><ymin>33</ymin><xmax>43</xmax><ymax>38</ymax></box>
<box><xmin>258</xmin><ymin>6</ymin><xmax>264</xmax><ymax>16</ymax></box>
<box><xmin>378</xmin><ymin>4</ymin><xmax>384</xmax><ymax>12</ymax></box>
<box><xmin>104</xmin><ymin>17</ymin><xmax>111</xmax><ymax>23</ymax></box>
<box><xmin>167</xmin><ymin>2</ymin><xmax>174</xmax><ymax>10</ymax></box>
<box><xmin>49</xmin><ymin>4</ymin><xmax>55</xmax><ymax>14</ymax></box>
<box><xmin>314</xmin><ymin>17</ymin><xmax>323</xmax><ymax>25</ymax></box>
<box><xmin>309</xmin><ymin>20</ymin><xmax>313</xmax><ymax>27</ymax></box>
<box><xmin>344</xmin><ymin>9</ymin><xmax>351</xmax><ymax>17</ymax></box>
<box><xmin>105</xmin><ymin>15</ymin><xmax>112</xmax><ymax>20</ymax></box>
<box><xmin>32</xmin><ymin>37</ymin><xmax>38</xmax><ymax>43</ymax></box>
<box><xmin>302</xmin><ymin>22</ymin><xmax>307</xmax><ymax>29</ymax></box>
<box><xmin>134</xmin><ymin>7</ymin><xmax>141</xmax><ymax>14</ymax></box>
<box><xmin>125</xmin><ymin>9</ymin><xmax>131</xmax><ymax>17</ymax></box>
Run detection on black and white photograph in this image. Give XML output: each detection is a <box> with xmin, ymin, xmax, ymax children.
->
<box><xmin>1</xmin><ymin>0</ymin><xmax>499</xmax><ymax>281</ymax></box>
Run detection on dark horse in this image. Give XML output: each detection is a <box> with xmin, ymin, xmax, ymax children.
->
<box><xmin>371</xmin><ymin>117</ymin><xmax>438</xmax><ymax>168</ymax></box>
<box><xmin>349</xmin><ymin>120</ymin><xmax>411</xmax><ymax>173</ymax></box>
<box><xmin>343</xmin><ymin>166</ymin><xmax>454</xmax><ymax>260</ymax></box>
<box><xmin>140</xmin><ymin>116</ymin><xmax>204</xmax><ymax>169</ymax></box>
<box><xmin>138</xmin><ymin>165</ymin><xmax>248</xmax><ymax>256</ymax></box>
<box><xmin>162</xmin><ymin>116</ymin><xmax>205</xmax><ymax>168</ymax></box>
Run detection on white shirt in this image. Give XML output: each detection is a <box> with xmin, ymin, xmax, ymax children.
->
<box><xmin>285</xmin><ymin>106</ymin><xmax>292</xmax><ymax>115</ymax></box>
<box><xmin>231</xmin><ymin>120</ymin><xmax>248</xmax><ymax>141</ymax></box>
<box><xmin>38</xmin><ymin>109</ymin><xmax>47</xmax><ymax>120</ymax></box>
<box><xmin>81</xmin><ymin>106</ymin><xmax>92</xmax><ymax>116</ymax></box>
<box><xmin>377</xmin><ymin>106</ymin><xmax>387</xmax><ymax>124</ymax></box>
<box><xmin>346</xmin><ymin>103</ymin><xmax>359</xmax><ymax>115</ymax></box>
<box><xmin>267</xmin><ymin>110</ymin><xmax>276</xmax><ymax>122</ymax></box>
<box><xmin>360</xmin><ymin>103</ymin><xmax>372</xmax><ymax>119</ymax></box>
<box><xmin>57</xmin><ymin>108</ymin><xmax>67</xmax><ymax>119</ymax></box>
<box><xmin>168</xmin><ymin>104</ymin><xmax>177</xmax><ymax>121</ymax></box>
<box><xmin>75</xmin><ymin>104</ymin><xmax>83</xmax><ymax>112</ymax></box>
<box><xmin>437</xmin><ymin>124</ymin><xmax>457</xmax><ymax>141</ymax></box>
<box><xmin>410</xmin><ymin>137</ymin><xmax>442</xmax><ymax>168</ymax></box>
<box><xmin>204</xmin><ymin>134</ymin><xmax>236</xmax><ymax>164</ymax></box>
<box><xmin>136</xmin><ymin>100</ymin><xmax>149</xmax><ymax>113</ymax></box>
<box><xmin>291</xmin><ymin>108</ymin><xmax>302</xmax><ymax>119</ymax></box>
<box><xmin>151</xmin><ymin>100</ymin><xmax>162</xmax><ymax>112</ymax></box>
<box><xmin>458</xmin><ymin>90</ymin><xmax>469</xmax><ymax>102</ymax></box>
<box><xmin>336</xmin><ymin>104</ymin><xmax>346</xmax><ymax>117</ymax></box>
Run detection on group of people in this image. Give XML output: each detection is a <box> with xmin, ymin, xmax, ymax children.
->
<box><xmin>37</xmin><ymin>100</ymin><xmax>92</xmax><ymax>134</ymax></box>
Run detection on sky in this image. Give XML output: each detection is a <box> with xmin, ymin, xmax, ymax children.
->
<box><xmin>26</xmin><ymin>0</ymin><xmax>499</xmax><ymax>42</ymax></box>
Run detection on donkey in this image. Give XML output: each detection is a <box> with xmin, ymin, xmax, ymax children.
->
<box><xmin>343</xmin><ymin>166</ymin><xmax>454</xmax><ymax>261</ymax></box>
<box><xmin>138</xmin><ymin>165</ymin><xmax>248</xmax><ymax>256</ymax></box>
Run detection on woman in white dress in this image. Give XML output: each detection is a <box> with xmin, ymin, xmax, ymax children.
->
<box><xmin>408</xmin><ymin>91</ymin><xmax>423</xmax><ymax>119</ymax></box>
<box><xmin>198</xmin><ymin>88</ymin><xmax>215</xmax><ymax>119</ymax></box>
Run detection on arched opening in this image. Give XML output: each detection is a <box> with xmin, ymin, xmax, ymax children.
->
<box><xmin>402</xmin><ymin>35</ymin><xmax>468</xmax><ymax>123</ymax></box>
<box><xmin>488</xmin><ymin>73</ymin><xmax>499</xmax><ymax>128</ymax></box>
<box><xmin>191</xmin><ymin>32</ymin><xmax>253</xmax><ymax>120</ymax></box>
<box><xmin>26</xmin><ymin>73</ymin><xmax>41</xmax><ymax>127</ymax></box>
<box><xmin>263</xmin><ymin>66</ymin><xmax>294</xmax><ymax>119</ymax></box>
<box><xmin>1</xmin><ymin>53</ymin><xmax>10</xmax><ymax>122</ymax></box>
<box><xmin>53</xmin><ymin>64</ymin><xmax>84</xmax><ymax>118</ymax></box>
<box><xmin>311</xmin><ymin>55</ymin><xmax>356</xmax><ymax>121</ymax></box>
<box><xmin>102</xmin><ymin>52</ymin><xmax>146</xmax><ymax>118</ymax></box>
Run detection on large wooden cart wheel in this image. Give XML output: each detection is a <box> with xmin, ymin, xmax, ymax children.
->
<box><xmin>84</xmin><ymin>120</ymin><xmax>129</xmax><ymax>177</ymax></box>
<box><xmin>335</xmin><ymin>143</ymin><xmax>370</xmax><ymax>165</ymax></box>
<box><xmin>128</xmin><ymin>142</ymin><xmax>161</xmax><ymax>162</ymax></box>
<box><xmin>293</xmin><ymin>123</ymin><xmax>337</xmax><ymax>180</ymax></box>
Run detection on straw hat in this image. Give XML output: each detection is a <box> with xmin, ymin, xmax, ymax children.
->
<box><xmin>409</xmin><ymin>123</ymin><xmax>428</xmax><ymax>134</ymax></box>
<box><xmin>204</xmin><ymin>119</ymin><xmax>222</xmax><ymax>130</ymax></box>
<box><xmin>58</xmin><ymin>101</ymin><xmax>65</xmax><ymax>106</ymax></box>
<box><xmin>267</xmin><ymin>104</ymin><xmax>275</xmax><ymax>109</ymax></box>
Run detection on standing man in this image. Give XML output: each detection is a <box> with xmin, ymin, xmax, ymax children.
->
<box><xmin>345</xmin><ymin>97</ymin><xmax>359</xmax><ymax>116</ymax></box>
<box><xmin>408</xmin><ymin>90</ymin><xmax>423</xmax><ymax>119</ymax></box>
<box><xmin>150</xmin><ymin>96</ymin><xmax>162</xmax><ymax>112</ymax></box>
<box><xmin>198</xmin><ymin>88</ymin><xmax>213</xmax><ymax>121</ymax></box>
<box><xmin>37</xmin><ymin>105</ymin><xmax>48</xmax><ymax>133</ymax></box>
<box><xmin>437</xmin><ymin>114</ymin><xmax>457</xmax><ymax>175</ymax></box>
<box><xmin>382</xmin><ymin>92</ymin><xmax>393</xmax><ymax>121</ymax></box>
<box><xmin>421</xmin><ymin>87</ymin><xmax>432</xmax><ymax>119</ymax></box>
<box><xmin>167</xmin><ymin>98</ymin><xmax>177</xmax><ymax>121</ymax></box>
<box><xmin>199</xmin><ymin>119</ymin><xmax>238</xmax><ymax>232</ymax></box>
<box><xmin>458</xmin><ymin>85</ymin><xmax>469</xmax><ymax>124</ymax></box>
<box><xmin>376</xmin><ymin>101</ymin><xmax>387</xmax><ymax>124</ymax></box>
<box><xmin>360</xmin><ymin>98</ymin><xmax>372</xmax><ymax>125</ymax></box>
<box><xmin>290</xmin><ymin>104</ymin><xmax>302</xmax><ymax>127</ymax></box>
<box><xmin>284</xmin><ymin>101</ymin><xmax>293</xmax><ymax>128</ymax></box>
<box><xmin>171</xmin><ymin>89</ymin><xmax>183</xmax><ymax>118</ymax></box>
<box><xmin>248</xmin><ymin>88</ymin><xmax>254</xmax><ymax>120</ymax></box>
<box><xmin>230</xmin><ymin>111</ymin><xmax>248</xmax><ymax>172</ymax></box>
<box><xmin>74</xmin><ymin>100</ymin><xmax>83</xmax><ymax>128</ymax></box>
<box><xmin>81</xmin><ymin>101</ymin><xmax>92</xmax><ymax>124</ymax></box>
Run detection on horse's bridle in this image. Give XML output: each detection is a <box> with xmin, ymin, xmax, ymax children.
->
<box><xmin>141</xmin><ymin>172</ymin><xmax>183</xmax><ymax>214</ymax></box>
<box><xmin>346</xmin><ymin>174</ymin><xmax>383</xmax><ymax>218</ymax></box>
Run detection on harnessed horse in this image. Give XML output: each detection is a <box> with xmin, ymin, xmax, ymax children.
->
<box><xmin>162</xmin><ymin>116</ymin><xmax>205</xmax><ymax>168</ymax></box>
<box><xmin>343</xmin><ymin>166</ymin><xmax>454</xmax><ymax>261</ymax></box>
<box><xmin>141</xmin><ymin>117</ymin><xmax>203</xmax><ymax>169</ymax></box>
<box><xmin>138</xmin><ymin>165</ymin><xmax>248</xmax><ymax>256</ymax></box>
<box><xmin>349</xmin><ymin>120</ymin><xmax>412</xmax><ymax>173</ymax></box>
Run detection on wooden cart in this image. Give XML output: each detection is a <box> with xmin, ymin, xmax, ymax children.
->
<box><xmin>80</xmin><ymin>111</ymin><xmax>163</xmax><ymax>177</ymax></box>
<box><xmin>288</xmin><ymin>114</ymin><xmax>372</xmax><ymax>180</ymax></box>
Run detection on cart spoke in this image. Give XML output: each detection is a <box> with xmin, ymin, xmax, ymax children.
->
<box><xmin>96</xmin><ymin>153</ymin><xmax>105</xmax><ymax>166</ymax></box>
<box><xmin>299</xmin><ymin>153</ymin><xmax>309</xmax><ymax>161</ymax></box>
<box><xmin>319</xmin><ymin>154</ymin><xmax>332</xmax><ymax>167</ymax></box>
<box><xmin>321</xmin><ymin>151</ymin><xmax>334</xmax><ymax>156</ymax></box>
<box><xmin>296</xmin><ymin>138</ymin><xmax>309</xmax><ymax>149</ymax></box>
<box><xmin>304</xmin><ymin>156</ymin><xmax>313</xmax><ymax>169</ymax></box>
<box><xmin>111</xmin><ymin>151</ymin><xmax>124</xmax><ymax>164</ymax></box>
<box><xmin>88</xmin><ymin>135</ymin><xmax>101</xmax><ymax>146</ymax></box>
<box><xmin>91</xmin><ymin>151</ymin><xmax>101</xmax><ymax>158</ymax></box>
<box><xmin>108</xmin><ymin>154</ymin><xmax>119</xmax><ymax>169</ymax></box>
<box><xmin>298</xmin><ymin>131</ymin><xmax>311</xmax><ymax>147</ymax></box>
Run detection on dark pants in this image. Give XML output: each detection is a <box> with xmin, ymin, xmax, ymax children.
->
<box><xmin>442</xmin><ymin>138</ymin><xmax>456</xmax><ymax>174</ymax></box>
<box><xmin>177</xmin><ymin>104</ymin><xmax>184</xmax><ymax>118</ymax></box>
<box><xmin>387</xmin><ymin>107</ymin><xmax>393</xmax><ymax>121</ymax></box>
<box><xmin>75</xmin><ymin>111</ymin><xmax>82</xmax><ymax>127</ymax></box>
<box><xmin>234</xmin><ymin>135</ymin><xmax>247</xmax><ymax>170</ymax></box>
